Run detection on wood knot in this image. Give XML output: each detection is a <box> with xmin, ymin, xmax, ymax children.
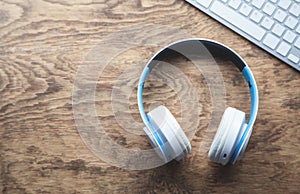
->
<box><xmin>0</xmin><ymin>9</ymin><xmax>9</xmax><ymax>23</ymax></box>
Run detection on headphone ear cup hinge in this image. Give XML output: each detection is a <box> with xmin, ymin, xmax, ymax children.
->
<box><xmin>143</xmin><ymin>126</ymin><xmax>165</xmax><ymax>161</ymax></box>
<box><xmin>231</xmin><ymin>123</ymin><xmax>251</xmax><ymax>164</ymax></box>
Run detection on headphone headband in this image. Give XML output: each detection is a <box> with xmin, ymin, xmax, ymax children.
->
<box><xmin>137</xmin><ymin>39</ymin><xmax>258</xmax><ymax>163</ymax></box>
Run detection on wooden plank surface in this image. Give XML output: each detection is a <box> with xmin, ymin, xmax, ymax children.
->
<box><xmin>0</xmin><ymin>0</ymin><xmax>299</xmax><ymax>193</ymax></box>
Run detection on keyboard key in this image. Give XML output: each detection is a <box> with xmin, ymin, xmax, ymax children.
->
<box><xmin>289</xmin><ymin>4</ymin><xmax>300</xmax><ymax>17</ymax></box>
<box><xmin>283</xmin><ymin>30</ymin><xmax>296</xmax><ymax>43</ymax></box>
<box><xmin>262</xmin><ymin>3</ymin><xmax>276</xmax><ymax>16</ymax></box>
<box><xmin>272</xmin><ymin>24</ymin><xmax>285</xmax><ymax>36</ymax></box>
<box><xmin>229</xmin><ymin>0</ymin><xmax>241</xmax><ymax>9</ymax></box>
<box><xmin>239</xmin><ymin>3</ymin><xmax>252</xmax><ymax>16</ymax></box>
<box><xmin>263</xmin><ymin>33</ymin><xmax>280</xmax><ymax>49</ymax></box>
<box><xmin>288</xmin><ymin>54</ymin><xmax>299</xmax><ymax>63</ymax></box>
<box><xmin>210</xmin><ymin>1</ymin><xmax>266</xmax><ymax>40</ymax></box>
<box><xmin>261</xmin><ymin>17</ymin><xmax>274</xmax><ymax>30</ymax></box>
<box><xmin>273</xmin><ymin>9</ymin><xmax>287</xmax><ymax>22</ymax></box>
<box><xmin>252</xmin><ymin>0</ymin><xmax>265</xmax><ymax>9</ymax></box>
<box><xmin>276</xmin><ymin>41</ymin><xmax>291</xmax><ymax>56</ymax></box>
<box><xmin>284</xmin><ymin>16</ymin><xmax>298</xmax><ymax>29</ymax></box>
<box><xmin>295</xmin><ymin>38</ymin><xmax>300</xmax><ymax>49</ymax></box>
<box><xmin>296</xmin><ymin>25</ymin><xmax>300</xmax><ymax>34</ymax></box>
<box><xmin>196</xmin><ymin>0</ymin><xmax>213</xmax><ymax>8</ymax></box>
<box><xmin>250</xmin><ymin>10</ymin><xmax>263</xmax><ymax>23</ymax></box>
<box><xmin>278</xmin><ymin>0</ymin><xmax>292</xmax><ymax>10</ymax></box>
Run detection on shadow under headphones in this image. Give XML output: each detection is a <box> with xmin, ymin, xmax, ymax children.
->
<box><xmin>137</xmin><ymin>39</ymin><xmax>259</xmax><ymax>166</ymax></box>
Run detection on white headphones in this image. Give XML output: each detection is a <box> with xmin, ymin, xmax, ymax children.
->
<box><xmin>137</xmin><ymin>39</ymin><xmax>258</xmax><ymax>165</ymax></box>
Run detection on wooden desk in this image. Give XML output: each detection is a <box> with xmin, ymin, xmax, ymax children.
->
<box><xmin>1</xmin><ymin>0</ymin><xmax>299</xmax><ymax>193</ymax></box>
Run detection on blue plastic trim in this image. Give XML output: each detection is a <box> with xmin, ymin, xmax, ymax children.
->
<box><xmin>230</xmin><ymin>66</ymin><xmax>259</xmax><ymax>163</ymax></box>
<box><xmin>137</xmin><ymin>67</ymin><xmax>150</xmax><ymax>126</ymax></box>
<box><xmin>137</xmin><ymin>66</ymin><xmax>168</xmax><ymax>159</ymax></box>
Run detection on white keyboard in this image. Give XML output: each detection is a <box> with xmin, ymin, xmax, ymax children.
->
<box><xmin>185</xmin><ymin>0</ymin><xmax>300</xmax><ymax>71</ymax></box>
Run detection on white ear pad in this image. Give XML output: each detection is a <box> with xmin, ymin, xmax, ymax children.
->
<box><xmin>145</xmin><ymin>105</ymin><xmax>191</xmax><ymax>162</ymax></box>
<box><xmin>235</xmin><ymin>123</ymin><xmax>248</xmax><ymax>161</ymax></box>
<box><xmin>208</xmin><ymin>107</ymin><xmax>246</xmax><ymax>165</ymax></box>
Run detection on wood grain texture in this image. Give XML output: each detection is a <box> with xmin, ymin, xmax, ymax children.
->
<box><xmin>0</xmin><ymin>0</ymin><xmax>299</xmax><ymax>193</ymax></box>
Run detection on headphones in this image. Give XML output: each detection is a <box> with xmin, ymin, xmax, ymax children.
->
<box><xmin>137</xmin><ymin>39</ymin><xmax>258</xmax><ymax>165</ymax></box>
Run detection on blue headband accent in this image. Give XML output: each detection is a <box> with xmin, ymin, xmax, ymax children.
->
<box><xmin>138</xmin><ymin>66</ymin><xmax>168</xmax><ymax>158</ymax></box>
<box><xmin>230</xmin><ymin>66</ymin><xmax>259</xmax><ymax>163</ymax></box>
<box><xmin>137</xmin><ymin>66</ymin><xmax>150</xmax><ymax>126</ymax></box>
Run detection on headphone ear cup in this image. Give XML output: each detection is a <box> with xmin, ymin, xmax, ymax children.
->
<box><xmin>208</xmin><ymin>108</ymin><xmax>231</xmax><ymax>162</ymax></box>
<box><xmin>208</xmin><ymin>107</ymin><xmax>246</xmax><ymax>165</ymax></box>
<box><xmin>147</xmin><ymin>105</ymin><xmax>191</xmax><ymax>162</ymax></box>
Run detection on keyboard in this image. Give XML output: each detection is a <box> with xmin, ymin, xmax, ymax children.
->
<box><xmin>185</xmin><ymin>0</ymin><xmax>300</xmax><ymax>71</ymax></box>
